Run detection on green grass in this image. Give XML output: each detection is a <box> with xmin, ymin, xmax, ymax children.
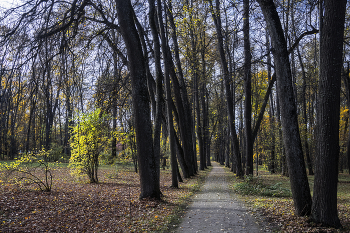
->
<box><xmin>225</xmin><ymin>165</ymin><xmax>350</xmax><ymax>232</ymax></box>
<box><xmin>233</xmin><ymin>174</ymin><xmax>292</xmax><ymax>197</ymax></box>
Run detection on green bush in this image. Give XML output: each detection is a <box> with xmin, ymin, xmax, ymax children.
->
<box><xmin>48</xmin><ymin>143</ymin><xmax>65</xmax><ymax>162</ymax></box>
<box><xmin>69</xmin><ymin>109</ymin><xmax>110</xmax><ymax>183</ymax></box>
<box><xmin>99</xmin><ymin>151</ymin><xmax>115</xmax><ymax>165</ymax></box>
<box><xmin>0</xmin><ymin>150</ymin><xmax>58</xmax><ymax>191</ymax></box>
<box><xmin>233</xmin><ymin>175</ymin><xmax>292</xmax><ymax>197</ymax></box>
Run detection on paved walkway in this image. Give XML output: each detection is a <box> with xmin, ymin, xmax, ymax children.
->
<box><xmin>177</xmin><ymin>162</ymin><xmax>268</xmax><ymax>233</ymax></box>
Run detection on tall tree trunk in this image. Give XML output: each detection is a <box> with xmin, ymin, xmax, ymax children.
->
<box><xmin>200</xmin><ymin>30</ymin><xmax>208</xmax><ymax>169</ymax></box>
<box><xmin>311</xmin><ymin>0</ymin><xmax>346</xmax><ymax>228</ymax></box>
<box><xmin>297</xmin><ymin>46</ymin><xmax>314</xmax><ymax>175</ymax></box>
<box><xmin>243</xmin><ymin>0</ymin><xmax>253</xmax><ymax>176</ymax></box>
<box><xmin>266</xmin><ymin>32</ymin><xmax>275</xmax><ymax>173</ymax></box>
<box><xmin>345</xmin><ymin>65</ymin><xmax>350</xmax><ymax>175</ymax></box>
<box><xmin>0</xmin><ymin>76</ymin><xmax>3</xmax><ymax>159</ymax></box>
<box><xmin>26</xmin><ymin>98</ymin><xmax>36</xmax><ymax>152</ymax></box>
<box><xmin>116</xmin><ymin>0</ymin><xmax>160</xmax><ymax>199</ymax></box>
<box><xmin>174</xmin><ymin>130</ymin><xmax>189</xmax><ymax>178</ymax></box>
<box><xmin>111</xmin><ymin>106</ymin><xmax>117</xmax><ymax>158</ymax></box>
<box><xmin>257</xmin><ymin>0</ymin><xmax>312</xmax><ymax>216</ymax></box>
<box><xmin>64</xmin><ymin>87</ymin><xmax>72</xmax><ymax>157</ymax></box>
<box><xmin>205</xmin><ymin>89</ymin><xmax>211</xmax><ymax>166</ymax></box>
<box><xmin>166</xmin><ymin>63</ymin><xmax>178</xmax><ymax>188</ymax></box>
<box><xmin>157</xmin><ymin>0</ymin><xmax>178</xmax><ymax>188</ymax></box>
<box><xmin>225</xmin><ymin>127</ymin><xmax>230</xmax><ymax>168</ymax></box>
<box><xmin>209</xmin><ymin>0</ymin><xmax>243</xmax><ymax>177</ymax></box>
<box><xmin>148</xmin><ymin>0</ymin><xmax>163</xmax><ymax>192</ymax></box>
<box><xmin>194</xmin><ymin>72</ymin><xmax>205</xmax><ymax>170</ymax></box>
<box><xmin>167</xmin><ymin>1</ymin><xmax>196</xmax><ymax>175</ymax></box>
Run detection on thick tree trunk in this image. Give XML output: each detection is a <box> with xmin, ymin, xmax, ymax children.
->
<box><xmin>257</xmin><ymin>0</ymin><xmax>312</xmax><ymax>216</ymax></box>
<box><xmin>116</xmin><ymin>0</ymin><xmax>160</xmax><ymax>199</ymax></box>
<box><xmin>311</xmin><ymin>0</ymin><xmax>346</xmax><ymax>228</ymax></box>
<box><xmin>149</xmin><ymin>0</ymin><xmax>163</xmax><ymax>187</ymax></box>
<box><xmin>0</xmin><ymin>84</ymin><xmax>3</xmax><ymax>158</ymax></box>
<box><xmin>347</xmin><ymin>66</ymin><xmax>350</xmax><ymax>175</ymax></box>
<box><xmin>348</xmin><ymin>131</ymin><xmax>350</xmax><ymax>175</ymax></box>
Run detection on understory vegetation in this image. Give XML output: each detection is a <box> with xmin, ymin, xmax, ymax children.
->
<box><xmin>233</xmin><ymin>174</ymin><xmax>292</xmax><ymax>198</ymax></box>
<box><xmin>226</xmin><ymin>166</ymin><xmax>350</xmax><ymax>232</ymax></box>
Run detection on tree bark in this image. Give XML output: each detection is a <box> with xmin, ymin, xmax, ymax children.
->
<box><xmin>297</xmin><ymin>46</ymin><xmax>314</xmax><ymax>176</ymax></box>
<box><xmin>257</xmin><ymin>0</ymin><xmax>312</xmax><ymax>216</ymax></box>
<box><xmin>157</xmin><ymin>0</ymin><xmax>178</xmax><ymax>188</ymax></box>
<box><xmin>148</xmin><ymin>0</ymin><xmax>163</xmax><ymax>193</ymax></box>
<box><xmin>166</xmin><ymin>2</ymin><xmax>196</xmax><ymax>175</ymax></box>
<box><xmin>116</xmin><ymin>0</ymin><xmax>160</xmax><ymax>199</ymax></box>
<box><xmin>194</xmin><ymin>70</ymin><xmax>205</xmax><ymax>170</ymax></box>
<box><xmin>166</xmin><ymin>63</ymin><xmax>178</xmax><ymax>188</ymax></box>
<box><xmin>344</xmin><ymin>65</ymin><xmax>350</xmax><ymax>175</ymax></box>
<box><xmin>174</xmin><ymin>130</ymin><xmax>189</xmax><ymax>178</ymax></box>
<box><xmin>311</xmin><ymin>0</ymin><xmax>346</xmax><ymax>228</ymax></box>
<box><xmin>209</xmin><ymin>0</ymin><xmax>243</xmax><ymax>177</ymax></box>
<box><xmin>243</xmin><ymin>0</ymin><xmax>253</xmax><ymax>176</ymax></box>
<box><xmin>266</xmin><ymin>32</ymin><xmax>275</xmax><ymax>173</ymax></box>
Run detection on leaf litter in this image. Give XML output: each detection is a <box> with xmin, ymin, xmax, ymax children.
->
<box><xmin>0</xmin><ymin>166</ymin><xmax>208</xmax><ymax>232</ymax></box>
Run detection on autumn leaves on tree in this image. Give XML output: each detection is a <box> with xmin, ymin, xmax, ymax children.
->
<box><xmin>0</xmin><ymin>0</ymin><xmax>349</xmax><ymax>228</ymax></box>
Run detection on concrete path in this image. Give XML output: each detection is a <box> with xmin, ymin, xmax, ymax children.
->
<box><xmin>177</xmin><ymin>162</ymin><xmax>268</xmax><ymax>233</ymax></box>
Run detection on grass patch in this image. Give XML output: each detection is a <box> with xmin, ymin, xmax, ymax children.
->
<box><xmin>224</xmin><ymin>166</ymin><xmax>350</xmax><ymax>232</ymax></box>
<box><xmin>233</xmin><ymin>175</ymin><xmax>292</xmax><ymax>197</ymax></box>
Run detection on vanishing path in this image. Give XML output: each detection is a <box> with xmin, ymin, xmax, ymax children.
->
<box><xmin>177</xmin><ymin>162</ymin><xmax>268</xmax><ymax>233</ymax></box>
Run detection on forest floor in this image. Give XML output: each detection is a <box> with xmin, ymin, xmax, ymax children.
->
<box><xmin>226</xmin><ymin>165</ymin><xmax>350</xmax><ymax>233</ymax></box>
<box><xmin>0</xmin><ymin>162</ymin><xmax>210</xmax><ymax>232</ymax></box>
<box><xmin>1</xmin><ymin>161</ymin><xmax>349</xmax><ymax>232</ymax></box>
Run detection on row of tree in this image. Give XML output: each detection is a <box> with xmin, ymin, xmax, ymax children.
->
<box><xmin>0</xmin><ymin>0</ymin><xmax>349</xmax><ymax>228</ymax></box>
